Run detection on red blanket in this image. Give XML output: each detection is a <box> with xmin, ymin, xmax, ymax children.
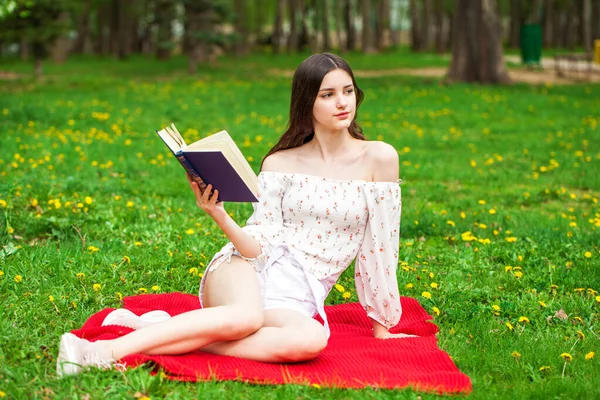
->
<box><xmin>74</xmin><ymin>293</ymin><xmax>471</xmax><ymax>394</ymax></box>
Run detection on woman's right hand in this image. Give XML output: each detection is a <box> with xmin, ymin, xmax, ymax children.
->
<box><xmin>186</xmin><ymin>174</ymin><xmax>226</xmax><ymax>219</ymax></box>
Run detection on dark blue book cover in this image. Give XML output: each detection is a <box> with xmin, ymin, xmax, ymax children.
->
<box><xmin>178</xmin><ymin>150</ymin><xmax>258</xmax><ymax>203</ymax></box>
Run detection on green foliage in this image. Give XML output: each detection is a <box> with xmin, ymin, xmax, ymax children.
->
<box><xmin>0</xmin><ymin>51</ymin><xmax>599</xmax><ymax>399</ymax></box>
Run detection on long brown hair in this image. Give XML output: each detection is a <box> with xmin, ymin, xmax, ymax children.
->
<box><xmin>260</xmin><ymin>53</ymin><xmax>365</xmax><ymax>171</ymax></box>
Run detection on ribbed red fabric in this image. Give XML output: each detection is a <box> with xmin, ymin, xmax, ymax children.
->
<box><xmin>74</xmin><ymin>293</ymin><xmax>471</xmax><ymax>394</ymax></box>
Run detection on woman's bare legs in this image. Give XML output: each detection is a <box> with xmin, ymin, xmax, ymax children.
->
<box><xmin>100</xmin><ymin>256</ymin><xmax>264</xmax><ymax>360</ymax></box>
<box><xmin>147</xmin><ymin>308</ymin><xmax>328</xmax><ymax>363</ymax></box>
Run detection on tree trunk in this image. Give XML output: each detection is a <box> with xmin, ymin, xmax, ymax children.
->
<box><xmin>234</xmin><ymin>0</ymin><xmax>249</xmax><ymax>56</ymax></box>
<box><xmin>20</xmin><ymin>39</ymin><xmax>30</xmax><ymax>61</ymax></box>
<box><xmin>592</xmin><ymin>0</ymin><xmax>600</xmax><ymax>43</ymax></box>
<box><xmin>509</xmin><ymin>0</ymin><xmax>520</xmax><ymax>48</ymax></box>
<box><xmin>73</xmin><ymin>0</ymin><xmax>92</xmax><ymax>54</ymax></box>
<box><xmin>335</xmin><ymin>0</ymin><xmax>345</xmax><ymax>51</ymax></box>
<box><xmin>187</xmin><ymin>2</ymin><xmax>213</xmax><ymax>74</ymax></box>
<box><xmin>156</xmin><ymin>0</ymin><xmax>174</xmax><ymax>60</ymax></box>
<box><xmin>447</xmin><ymin>0</ymin><xmax>511</xmax><ymax>84</ymax></box>
<box><xmin>362</xmin><ymin>0</ymin><xmax>375</xmax><ymax>53</ymax></box>
<box><xmin>287</xmin><ymin>0</ymin><xmax>298</xmax><ymax>53</ymax></box>
<box><xmin>543</xmin><ymin>0</ymin><xmax>554</xmax><ymax>47</ymax></box>
<box><xmin>565</xmin><ymin>1</ymin><xmax>576</xmax><ymax>50</ymax></box>
<box><xmin>345</xmin><ymin>0</ymin><xmax>356</xmax><ymax>51</ymax></box>
<box><xmin>421</xmin><ymin>0</ymin><xmax>431</xmax><ymax>50</ymax></box>
<box><xmin>96</xmin><ymin>4</ymin><xmax>109</xmax><ymax>55</ymax></box>
<box><xmin>582</xmin><ymin>0</ymin><xmax>592</xmax><ymax>52</ymax></box>
<box><xmin>323</xmin><ymin>0</ymin><xmax>331</xmax><ymax>51</ymax></box>
<box><xmin>273</xmin><ymin>0</ymin><xmax>285</xmax><ymax>54</ymax></box>
<box><xmin>377</xmin><ymin>0</ymin><xmax>391</xmax><ymax>50</ymax></box>
<box><xmin>410</xmin><ymin>0</ymin><xmax>421</xmax><ymax>51</ymax></box>
<box><xmin>51</xmin><ymin>11</ymin><xmax>71</xmax><ymax>63</ymax></box>
<box><xmin>434</xmin><ymin>0</ymin><xmax>445</xmax><ymax>53</ymax></box>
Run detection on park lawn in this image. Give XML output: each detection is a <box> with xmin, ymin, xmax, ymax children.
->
<box><xmin>0</xmin><ymin>52</ymin><xmax>599</xmax><ymax>399</ymax></box>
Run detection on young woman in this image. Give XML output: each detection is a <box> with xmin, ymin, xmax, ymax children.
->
<box><xmin>57</xmin><ymin>53</ymin><xmax>413</xmax><ymax>376</ymax></box>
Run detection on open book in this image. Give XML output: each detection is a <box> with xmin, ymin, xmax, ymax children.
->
<box><xmin>156</xmin><ymin>124</ymin><xmax>259</xmax><ymax>203</ymax></box>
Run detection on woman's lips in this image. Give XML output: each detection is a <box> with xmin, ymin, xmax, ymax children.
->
<box><xmin>335</xmin><ymin>112</ymin><xmax>350</xmax><ymax>119</ymax></box>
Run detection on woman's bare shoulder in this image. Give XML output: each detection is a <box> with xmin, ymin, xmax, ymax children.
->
<box><xmin>261</xmin><ymin>148</ymin><xmax>301</xmax><ymax>172</ymax></box>
<box><xmin>366</xmin><ymin>141</ymin><xmax>399</xmax><ymax>182</ymax></box>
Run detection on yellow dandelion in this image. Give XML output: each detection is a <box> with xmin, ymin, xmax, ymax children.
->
<box><xmin>84</xmin><ymin>196</ymin><xmax>93</xmax><ymax>205</ymax></box>
<box><xmin>584</xmin><ymin>251</ymin><xmax>592</xmax><ymax>258</ymax></box>
<box><xmin>76</xmin><ymin>272</ymin><xmax>85</xmax><ymax>279</ymax></box>
<box><xmin>513</xmin><ymin>271</ymin><xmax>523</xmax><ymax>278</ymax></box>
<box><xmin>432</xmin><ymin>306</ymin><xmax>440</xmax><ymax>316</ymax></box>
<box><xmin>421</xmin><ymin>291</ymin><xmax>432</xmax><ymax>300</ymax></box>
<box><xmin>342</xmin><ymin>292</ymin><xmax>351</xmax><ymax>300</ymax></box>
<box><xmin>539</xmin><ymin>366</ymin><xmax>550</xmax><ymax>372</ymax></box>
<box><xmin>138</xmin><ymin>287</ymin><xmax>148</xmax><ymax>294</ymax></box>
<box><xmin>116</xmin><ymin>292</ymin><xmax>123</xmax><ymax>300</ymax></box>
<box><xmin>489</xmin><ymin>208</ymin><xmax>496</xmax><ymax>215</ymax></box>
<box><xmin>189</xmin><ymin>267</ymin><xmax>199</xmax><ymax>275</ymax></box>
<box><xmin>518</xmin><ymin>316</ymin><xmax>530</xmax><ymax>324</ymax></box>
<box><xmin>334</xmin><ymin>283</ymin><xmax>345</xmax><ymax>293</ymax></box>
<box><xmin>134</xmin><ymin>241</ymin><xmax>142</xmax><ymax>247</ymax></box>
<box><xmin>577</xmin><ymin>331</ymin><xmax>585</xmax><ymax>340</ymax></box>
<box><xmin>93</xmin><ymin>283</ymin><xmax>101</xmax><ymax>291</ymax></box>
<box><xmin>152</xmin><ymin>285</ymin><xmax>160</xmax><ymax>292</ymax></box>
<box><xmin>492</xmin><ymin>305</ymin><xmax>501</xmax><ymax>311</ymax></box>
<box><xmin>0</xmin><ymin>271</ymin><xmax>4</xmax><ymax>278</ymax></box>
<box><xmin>506</xmin><ymin>322</ymin><xmax>514</xmax><ymax>331</ymax></box>
<box><xmin>14</xmin><ymin>275</ymin><xmax>22</xmax><ymax>283</ymax></box>
<box><xmin>126</xmin><ymin>201</ymin><xmax>134</xmax><ymax>207</ymax></box>
<box><xmin>478</xmin><ymin>200</ymin><xmax>486</xmax><ymax>205</ymax></box>
<box><xmin>447</xmin><ymin>220</ymin><xmax>455</xmax><ymax>227</ymax></box>
<box><xmin>538</xmin><ymin>301</ymin><xmax>547</xmax><ymax>308</ymax></box>
<box><xmin>0</xmin><ymin>390</ymin><xmax>5</xmax><ymax>398</ymax></box>
<box><xmin>7</xmin><ymin>227</ymin><xmax>14</xmax><ymax>234</ymax></box>
<box><xmin>560</xmin><ymin>353</ymin><xmax>573</xmax><ymax>361</ymax></box>
<box><xmin>122</xmin><ymin>255</ymin><xmax>131</xmax><ymax>264</ymax></box>
<box><xmin>185</xmin><ymin>228</ymin><xmax>195</xmax><ymax>235</ymax></box>
<box><xmin>48</xmin><ymin>295</ymin><xmax>54</xmax><ymax>302</ymax></box>
<box><xmin>405</xmin><ymin>283</ymin><xmax>414</xmax><ymax>289</ymax></box>
<box><xmin>596</xmin><ymin>295</ymin><xmax>600</xmax><ymax>303</ymax></box>
<box><xmin>505</xmin><ymin>237</ymin><xmax>517</xmax><ymax>243</ymax></box>
<box><xmin>87</xmin><ymin>245</ymin><xmax>99</xmax><ymax>253</ymax></box>
<box><xmin>585</xmin><ymin>352</ymin><xmax>595</xmax><ymax>360</ymax></box>
<box><xmin>460</xmin><ymin>212</ymin><xmax>466</xmax><ymax>219</ymax></box>
<box><xmin>511</xmin><ymin>351</ymin><xmax>521</xmax><ymax>359</ymax></box>
<box><xmin>430</xmin><ymin>282</ymin><xmax>438</xmax><ymax>289</ymax></box>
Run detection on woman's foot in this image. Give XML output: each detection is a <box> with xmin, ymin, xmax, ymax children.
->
<box><xmin>101</xmin><ymin>309</ymin><xmax>172</xmax><ymax>329</ymax></box>
<box><xmin>56</xmin><ymin>333</ymin><xmax>117</xmax><ymax>377</ymax></box>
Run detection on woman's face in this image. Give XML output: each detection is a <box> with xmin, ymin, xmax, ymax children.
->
<box><xmin>312</xmin><ymin>69</ymin><xmax>356</xmax><ymax>133</ymax></box>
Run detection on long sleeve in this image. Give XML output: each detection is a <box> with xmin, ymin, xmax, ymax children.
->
<box><xmin>354</xmin><ymin>181</ymin><xmax>402</xmax><ymax>329</ymax></box>
<box><xmin>206</xmin><ymin>173</ymin><xmax>286</xmax><ymax>272</ymax></box>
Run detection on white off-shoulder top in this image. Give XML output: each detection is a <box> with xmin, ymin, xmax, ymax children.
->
<box><xmin>205</xmin><ymin>171</ymin><xmax>403</xmax><ymax>329</ymax></box>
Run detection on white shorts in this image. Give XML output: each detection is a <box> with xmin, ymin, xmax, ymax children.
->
<box><xmin>199</xmin><ymin>244</ymin><xmax>330</xmax><ymax>337</ymax></box>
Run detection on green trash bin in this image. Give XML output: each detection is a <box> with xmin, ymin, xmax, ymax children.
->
<box><xmin>520</xmin><ymin>24</ymin><xmax>542</xmax><ymax>65</ymax></box>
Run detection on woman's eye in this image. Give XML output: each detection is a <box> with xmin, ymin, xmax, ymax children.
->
<box><xmin>345</xmin><ymin>89</ymin><xmax>354</xmax><ymax>94</ymax></box>
<box><xmin>322</xmin><ymin>93</ymin><xmax>332</xmax><ymax>98</ymax></box>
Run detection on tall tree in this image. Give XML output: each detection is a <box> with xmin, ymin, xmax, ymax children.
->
<box><xmin>234</xmin><ymin>0</ymin><xmax>249</xmax><ymax>56</ymax></box>
<box><xmin>434</xmin><ymin>0</ymin><xmax>445</xmax><ymax>53</ymax></box>
<box><xmin>184</xmin><ymin>0</ymin><xmax>212</xmax><ymax>74</ymax></box>
<box><xmin>592</xmin><ymin>0</ymin><xmax>600</xmax><ymax>45</ymax></box>
<box><xmin>377</xmin><ymin>0</ymin><xmax>391</xmax><ymax>50</ymax></box>
<box><xmin>361</xmin><ymin>0</ymin><xmax>375</xmax><ymax>53</ymax></box>
<box><xmin>447</xmin><ymin>0</ymin><xmax>511</xmax><ymax>84</ymax></box>
<box><xmin>409</xmin><ymin>0</ymin><xmax>422</xmax><ymax>51</ymax></box>
<box><xmin>581</xmin><ymin>0</ymin><xmax>591</xmax><ymax>52</ymax></box>
<box><xmin>421</xmin><ymin>0</ymin><xmax>432</xmax><ymax>50</ymax></box>
<box><xmin>344</xmin><ymin>0</ymin><xmax>356</xmax><ymax>51</ymax></box>
<box><xmin>322</xmin><ymin>0</ymin><xmax>331</xmax><ymax>51</ymax></box>
<box><xmin>72</xmin><ymin>0</ymin><xmax>92</xmax><ymax>54</ymax></box>
<box><xmin>335</xmin><ymin>0</ymin><xmax>345</xmax><ymax>51</ymax></box>
<box><xmin>508</xmin><ymin>0</ymin><xmax>520</xmax><ymax>48</ymax></box>
<box><xmin>543</xmin><ymin>0</ymin><xmax>554</xmax><ymax>47</ymax></box>
<box><xmin>287</xmin><ymin>0</ymin><xmax>299</xmax><ymax>53</ymax></box>
<box><xmin>273</xmin><ymin>0</ymin><xmax>285</xmax><ymax>53</ymax></box>
<box><xmin>155</xmin><ymin>0</ymin><xmax>174</xmax><ymax>60</ymax></box>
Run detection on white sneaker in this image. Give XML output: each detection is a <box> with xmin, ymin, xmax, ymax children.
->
<box><xmin>56</xmin><ymin>333</ymin><xmax>116</xmax><ymax>377</ymax></box>
<box><xmin>101</xmin><ymin>309</ymin><xmax>171</xmax><ymax>329</ymax></box>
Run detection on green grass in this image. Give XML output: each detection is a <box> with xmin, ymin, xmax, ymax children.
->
<box><xmin>1</xmin><ymin>49</ymin><xmax>599</xmax><ymax>399</ymax></box>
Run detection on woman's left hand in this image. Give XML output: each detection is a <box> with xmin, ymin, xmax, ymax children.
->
<box><xmin>375</xmin><ymin>331</ymin><xmax>418</xmax><ymax>339</ymax></box>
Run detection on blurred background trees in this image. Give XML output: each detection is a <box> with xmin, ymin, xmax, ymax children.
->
<box><xmin>1</xmin><ymin>0</ymin><xmax>598</xmax><ymax>82</ymax></box>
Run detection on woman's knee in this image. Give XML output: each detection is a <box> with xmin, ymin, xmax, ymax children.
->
<box><xmin>219</xmin><ymin>306</ymin><xmax>264</xmax><ymax>340</ymax></box>
<box><xmin>280</xmin><ymin>323</ymin><xmax>328</xmax><ymax>362</ymax></box>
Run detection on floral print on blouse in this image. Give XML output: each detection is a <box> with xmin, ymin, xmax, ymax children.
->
<box><xmin>206</xmin><ymin>170</ymin><xmax>403</xmax><ymax>329</ymax></box>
